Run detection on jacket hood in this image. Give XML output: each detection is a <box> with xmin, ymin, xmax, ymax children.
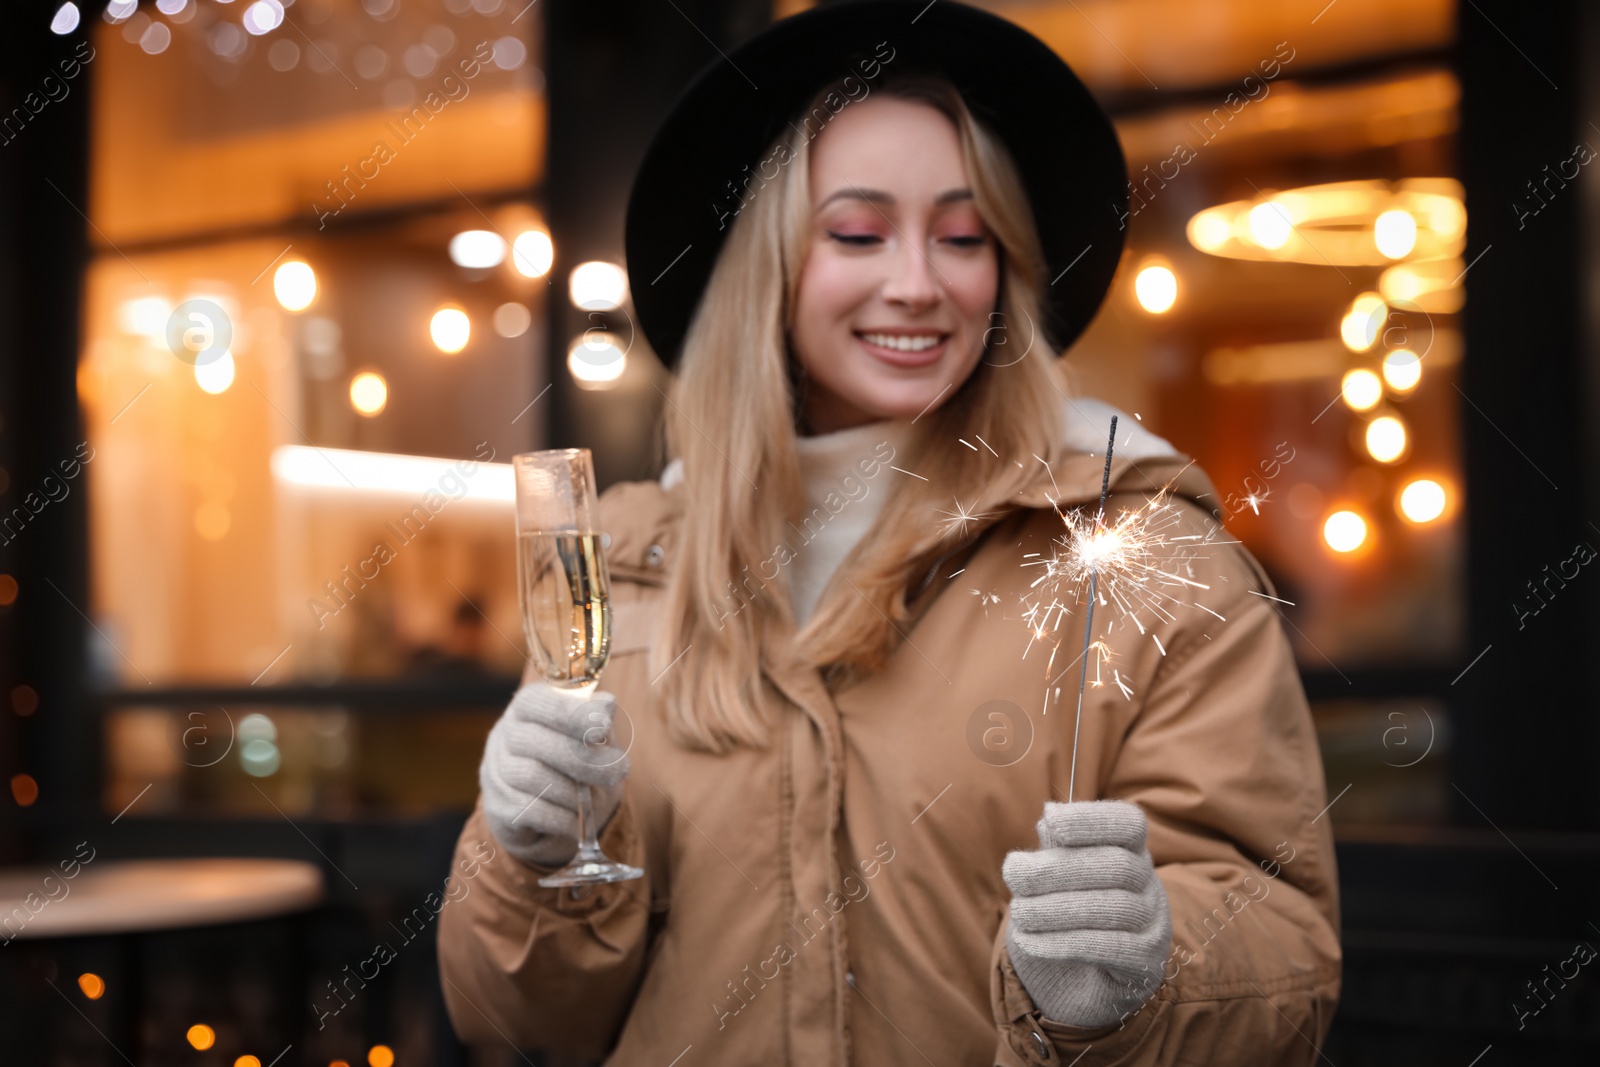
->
<box><xmin>1016</xmin><ymin>396</ymin><xmax>1219</xmax><ymax>515</ymax></box>
<box><xmin>618</xmin><ymin>397</ymin><xmax>1220</xmax><ymax>581</ymax></box>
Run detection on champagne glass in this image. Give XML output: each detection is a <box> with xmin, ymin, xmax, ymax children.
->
<box><xmin>513</xmin><ymin>448</ymin><xmax>643</xmax><ymax>887</ymax></box>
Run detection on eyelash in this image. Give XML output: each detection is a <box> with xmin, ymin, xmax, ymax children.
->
<box><xmin>826</xmin><ymin>232</ymin><xmax>988</xmax><ymax>248</ymax></box>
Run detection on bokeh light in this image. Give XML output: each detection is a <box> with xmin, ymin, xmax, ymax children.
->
<box><xmin>1339</xmin><ymin>292</ymin><xmax>1386</xmax><ymax>352</ymax></box>
<box><xmin>430</xmin><ymin>307</ymin><xmax>471</xmax><ymax>353</ymax></box>
<box><xmin>1248</xmin><ymin>201</ymin><xmax>1292</xmax><ymax>249</ymax></box>
<box><xmin>50</xmin><ymin>3</ymin><xmax>81</xmax><ymax>34</ymax></box>
<box><xmin>449</xmin><ymin>230</ymin><xmax>506</xmax><ymax>269</ymax></box>
<box><xmin>121</xmin><ymin>296</ymin><xmax>172</xmax><ymax>338</ymax></box>
<box><xmin>11</xmin><ymin>774</ymin><xmax>38</xmax><ymax>807</ymax></box>
<box><xmin>1375</xmin><ymin>208</ymin><xmax>1418</xmax><ymax>259</ymax></box>
<box><xmin>568</xmin><ymin>261</ymin><xmax>628</xmax><ymax>311</ymax></box>
<box><xmin>349</xmin><ymin>371</ymin><xmax>388</xmax><ymax>416</ymax></box>
<box><xmin>1340</xmin><ymin>369</ymin><xmax>1383</xmax><ymax>411</ymax></box>
<box><xmin>1382</xmin><ymin>348</ymin><xmax>1422</xmax><ymax>392</ymax></box>
<box><xmin>1133</xmin><ymin>263</ymin><xmax>1178</xmax><ymax>314</ymax></box>
<box><xmin>78</xmin><ymin>973</ymin><xmax>105</xmax><ymax>1000</ymax></box>
<box><xmin>568</xmin><ymin>333</ymin><xmax>626</xmax><ymax>388</ymax></box>
<box><xmin>493</xmin><ymin>302</ymin><xmax>531</xmax><ymax>338</ymax></box>
<box><xmin>195</xmin><ymin>351</ymin><xmax>236</xmax><ymax>394</ymax></box>
<box><xmin>273</xmin><ymin>262</ymin><xmax>317</xmax><ymax>312</ymax></box>
<box><xmin>1398</xmin><ymin>478</ymin><xmax>1448</xmax><ymax>523</ymax></box>
<box><xmin>1323</xmin><ymin>510</ymin><xmax>1368</xmax><ymax>554</ymax></box>
<box><xmin>1189</xmin><ymin>209</ymin><xmax>1230</xmax><ymax>252</ymax></box>
<box><xmin>1365</xmin><ymin>414</ymin><xmax>1408</xmax><ymax>463</ymax></box>
<box><xmin>368</xmin><ymin>1046</ymin><xmax>396</xmax><ymax>1067</ymax></box>
<box><xmin>243</xmin><ymin>0</ymin><xmax>284</xmax><ymax>35</ymax></box>
<box><xmin>187</xmin><ymin>1024</ymin><xmax>215</xmax><ymax>1051</ymax></box>
<box><xmin>512</xmin><ymin>229</ymin><xmax>554</xmax><ymax>278</ymax></box>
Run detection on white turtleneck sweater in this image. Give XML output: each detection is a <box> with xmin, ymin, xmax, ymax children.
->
<box><xmin>786</xmin><ymin>418</ymin><xmax>914</xmax><ymax>626</ymax></box>
<box><xmin>656</xmin><ymin>395</ymin><xmax>1175</xmax><ymax>626</ymax></box>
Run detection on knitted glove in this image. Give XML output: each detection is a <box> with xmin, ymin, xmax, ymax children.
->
<box><xmin>479</xmin><ymin>682</ymin><xmax>631</xmax><ymax>869</ymax></box>
<box><xmin>1002</xmin><ymin>800</ymin><xmax>1172</xmax><ymax>1028</ymax></box>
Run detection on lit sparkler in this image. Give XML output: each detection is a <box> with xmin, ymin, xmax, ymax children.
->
<box><xmin>1015</xmin><ymin>417</ymin><xmax>1225</xmax><ymax>801</ymax></box>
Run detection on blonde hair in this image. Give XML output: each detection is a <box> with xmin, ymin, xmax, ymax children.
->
<box><xmin>652</xmin><ymin>72</ymin><xmax>1070</xmax><ymax>753</ymax></box>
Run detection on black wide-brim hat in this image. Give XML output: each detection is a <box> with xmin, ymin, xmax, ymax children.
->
<box><xmin>623</xmin><ymin>0</ymin><xmax>1129</xmax><ymax>370</ymax></box>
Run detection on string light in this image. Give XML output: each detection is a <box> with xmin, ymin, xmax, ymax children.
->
<box><xmin>1340</xmin><ymin>369</ymin><xmax>1383</xmax><ymax>411</ymax></box>
<box><xmin>1323</xmin><ymin>510</ymin><xmax>1368</xmax><ymax>553</ymax></box>
<box><xmin>1374</xmin><ymin>209</ymin><xmax>1418</xmax><ymax>259</ymax></box>
<box><xmin>1398</xmin><ymin>478</ymin><xmax>1448</xmax><ymax>523</ymax></box>
<box><xmin>349</xmin><ymin>371</ymin><xmax>388</xmax><ymax>416</ymax></box>
<box><xmin>1339</xmin><ymin>292</ymin><xmax>1386</xmax><ymax>352</ymax></box>
<box><xmin>512</xmin><ymin>229</ymin><xmax>554</xmax><ymax>278</ymax></box>
<box><xmin>273</xmin><ymin>262</ymin><xmax>317</xmax><ymax>312</ymax></box>
<box><xmin>1382</xmin><ymin>348</ymin><xmax>1422</xmax><ymax>392</ymax></box>
<box><xmin>1365</xmin><ymin>415</ymin><xmax>1407</xmax><ymax>463</ymax></box>
<box><xmin>1133</xmin><ymin>262</ymin><xmax>1178</xmax><ymax>314</ymax></box>
<box><xmin>429</xmin><ymin>307</ymin><xmax>471</xmax><ymax>353</ymax></box>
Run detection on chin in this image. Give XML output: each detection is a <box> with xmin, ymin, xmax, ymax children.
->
<box><xmin>848</xmin><ymin>379</ymin><xmax>951</xmax><ymax>421</ymax></box>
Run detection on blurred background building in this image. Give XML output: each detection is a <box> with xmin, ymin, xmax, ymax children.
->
<box><xmin>1</xmin><ymin>0</ymin><xmax>1596</xmax><ymax>1063</ymax></box>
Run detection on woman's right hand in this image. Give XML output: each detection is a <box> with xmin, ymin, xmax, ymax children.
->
<box><xmin>478</xmin><ymin>681</ymin><xmax>632</xmax><ymax>870</ymax></box>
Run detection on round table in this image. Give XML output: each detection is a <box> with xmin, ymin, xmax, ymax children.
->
<box><xmin>0</xmin><ymin>858</ymin><xmax>324</xmax><ymax>939</ymax></box>
<box><xmin>1</xmin><ymin>858</ymin><xmax>324</xmax><ymax>1059</ymax></box>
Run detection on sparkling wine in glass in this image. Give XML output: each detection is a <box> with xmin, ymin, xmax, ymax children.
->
<box><xmin>513</xmin><ymin>448</ymin><xmax>643</xmax><ymax>887</ymax></box>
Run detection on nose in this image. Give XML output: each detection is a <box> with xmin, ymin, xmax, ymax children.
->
<box><xmin>880</xmin><ymin>234</ymin><xmax>942</xmax><ymax>312</ymax></box>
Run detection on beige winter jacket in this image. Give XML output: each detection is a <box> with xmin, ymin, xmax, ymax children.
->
<box><xmin>437</xmin><ymin>414</ymin><xmax>1341</xmax><ymax>1066</ymax></box>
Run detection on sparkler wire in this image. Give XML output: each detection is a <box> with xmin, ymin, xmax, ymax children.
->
<box><xmin>1067</xmin><ymin>415</ymin><xmax>1117</xmax><ymax>804</ymax></box>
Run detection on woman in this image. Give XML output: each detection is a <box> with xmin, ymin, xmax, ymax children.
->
<box><xmin>439</xmin><ymin>3</ymin><xmax>1340</xmax><ymax>1064</ymax></box>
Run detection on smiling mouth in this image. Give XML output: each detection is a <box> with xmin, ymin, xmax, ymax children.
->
<box><xmin>854</xmin><ymin>331</ymin><xmax>950</xmax><ymax>353</ymax></box>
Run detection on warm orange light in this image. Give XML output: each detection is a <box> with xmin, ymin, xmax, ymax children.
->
<box><xmin>78</xmin><ymin>973</ymin><xmax>105</xmax><ymax>1000</ymax></box>
<box><xmin>1365</xmin><ymin>415</ymin><xmax>1408</xmax><ymax>463</ymax></box>
<box><xmin>349</xmin><ymin>371</ymin><xmax>388</xmax><ymax>416</ymax></box>
<box><xmin>273</xmin><ymin>262</ymin><xmax>317</xmax><ymax>312</ymax></box>
<box><xmin>368</xmin><ymin>1046</ymin><xmax>396</xmax><ymax>1067</ymax></box>
<box><xmin>234</xmin><ymin>1058</ymin><xmax>262</xmax><ymax>1067</ymax></box>
<box><xmin>10</xmin><ymin>774</ymin><xmax>38</xmax><ymax>807</ymax></box>
<box><xmin>1133</xmin><ymin>262</ymin><xmax>1178</xmax><ymax>313</ymax></box>
<box><xmin>1340</xmin><ymin>369</ymin><xmax>1383</xmax><ymax>412</ymax></box>
<box><xmin>1339</xmin><ymin>292</ymin><xmax>1386</xmax><ymax>352</ymax></box>
<box><xmin>186</xmin><ymin>1024</ymin><xmax>216</xmax><ymax>1051</ymax></box>
<box><xmin>1323</xmin><ymin>510</ymin><xmax>1369</xmax><ymax>553</ymax></box>
<box><xmin>430</xmin><ymin>307</ymin><xmax>471</xmax><ymax>353</ymax></box>
<box><xmin>1398</xmin><ymin>478</ymin><xmax>1448</xmax><ymax>523</ymax></box>
<box><xmin>1374</xmin><ymin>209</ymin><xmax>1418</xmax><ymax>259</ymax></box>
<box><xmin>0</xmin><ymin>573</ymin><xmax>16</xmax><ymax>605</ymax></box>
<box><xmin>1382</xmin><ymin>348</ymin><xmax>1422</xmax><ymax>392</ymax></box>
<box><xmin>512</xmin><ymin>229</ymin><xmax>554</xmax><ymax>278</ymax></box>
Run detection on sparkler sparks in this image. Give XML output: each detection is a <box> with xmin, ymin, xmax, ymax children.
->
<box><xmin>936</xmin><ymin>497</ymin><xmax>990</xmax><ymax>539</ymax></box>
<box><xmin>1013</xmin><ymin>418</ymin><xmax>1231</xmax><ymax>802</ymax></box>
<box><xmin>1021</xmin><ymin>480</ymin><xmax>1216</xmax><ymax>650</ymax></box>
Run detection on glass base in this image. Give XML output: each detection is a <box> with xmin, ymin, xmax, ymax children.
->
<box><xmin>537</xmin><ymin>848</ymin><xmax>644</xmax><ymax>888</ymax></box>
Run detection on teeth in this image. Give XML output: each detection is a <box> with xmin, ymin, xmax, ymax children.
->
<box><xmin>861</xmin><ymin>333</ymin><xmax>942</xmax><ymax>352</ymax></box>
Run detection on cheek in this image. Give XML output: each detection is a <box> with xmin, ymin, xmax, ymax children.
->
<box><xmin>796</xmin><ymin>248</ymin><xmax>878</xmax><ymax>321</ymax></box>
<box><xmin>792</xmin><ymin>250</ymin><xmax>874</xmax><ymax>363</ymax></box>
<box><xmin>945</xmin><ymin>254</ymin><xmax>1000</xmax><ymax>322</ymax></box>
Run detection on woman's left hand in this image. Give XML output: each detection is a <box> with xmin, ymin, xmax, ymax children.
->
<box><xmin>1002</xmin><ymin>800</ymin><xmax>1173</xmax><ymax>1028</ymax></box>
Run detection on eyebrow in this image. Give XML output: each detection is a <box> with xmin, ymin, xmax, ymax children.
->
<box><xmin>817</xmin><ymin>187</ymin><xmax>975</xmax><ymax>209</ymax></box>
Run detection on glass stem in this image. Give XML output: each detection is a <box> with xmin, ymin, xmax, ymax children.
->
<box><xmin>576</xmin><ymin>784</ymin><xmax>600</xmax><ymax>857</ymax></box>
